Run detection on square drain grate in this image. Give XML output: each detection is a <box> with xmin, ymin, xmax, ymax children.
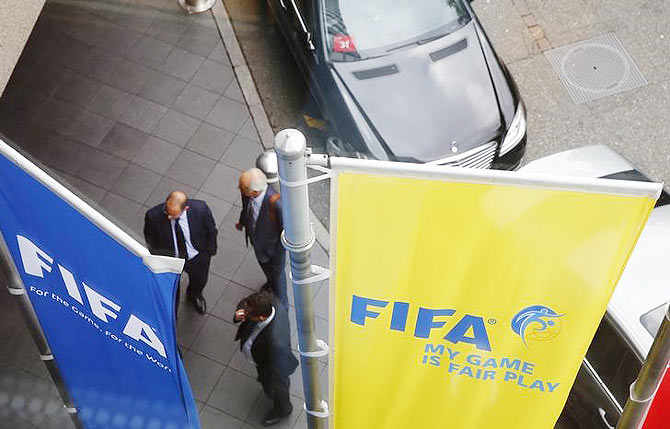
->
<box><xmin>544</xmin><ymin>33</ymin><xmax>647</xmax><ymax>104</ymax></box>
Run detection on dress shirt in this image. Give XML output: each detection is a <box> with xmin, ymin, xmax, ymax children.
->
<box><xmin>242</xmin><ymin>306</ymin><xmax>276</xmax><ymax>365</ymax></box>
<box><xmin>171</xmin><ymin>209</ymin><xmax>199</xmax><ymax>260</ymax></box>
<box><xmin>251</xmin><ymin>187</ymin><xmax>267</xmax><ymax>226</ymax></box>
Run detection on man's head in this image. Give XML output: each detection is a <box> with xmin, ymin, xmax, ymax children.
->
<box><xmin>165</xmin><ymin>191</ymin><xmax>188</xmax><ymax>220</ymax></box>
<box><xmin>237</xmin><ymin>291</ymin><xmax>274</xmax><ymax>322</ymax></box>
<box><xmin>239</xmin><ymin>168</ymin><xmax>268</xmax><ymax>198</ymax></box>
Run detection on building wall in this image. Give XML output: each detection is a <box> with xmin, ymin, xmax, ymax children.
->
<box><xmin>0</xmin><ymin>0</ymin><xmax>45</xmax><ymax>96</ymax></box>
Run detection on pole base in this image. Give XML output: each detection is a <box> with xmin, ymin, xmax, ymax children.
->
<box><xmin>177</xmin><ymin>0</ymin><xmax>216</xmax><ymax>14</ymax></box>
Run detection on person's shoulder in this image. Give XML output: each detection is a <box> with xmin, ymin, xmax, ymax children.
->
<box><xmin>187</xmin><ymin>199</ymin><xmax>209</xmax><ymax>213</ymax></box>
<box><xmin>145</xmin><ymin>203</ymin><xmax>164</xmax><ymax>219</ymax></box>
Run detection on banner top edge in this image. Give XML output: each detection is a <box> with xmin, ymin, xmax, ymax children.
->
<box><xmin>330</xmin><ymin>157</ymin><xmax>662</xmax><ymax>199</ymax></box>
<box><xmin>0</xmin><ymin>138</ymin><xmax>182</xmax><ymax>274</ymax></box>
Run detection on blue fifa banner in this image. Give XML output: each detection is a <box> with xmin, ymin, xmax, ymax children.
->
<box><xmin>0</xmin><ymin>139</ymin><xmax>200</xmax><ymax>428</ymax></box>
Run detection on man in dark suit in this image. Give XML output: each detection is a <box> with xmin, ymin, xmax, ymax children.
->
<box><xmin>236</xmin><ymin>168</ymin><xmax>288</xmax><ymax>307</ymax></box>
<box><xmin>144</xmin><ymin>191</ymin><xmax>217</xmax><ymax>315</ymax></box>
<box><xmin>234</xmin><ymin>291</ymin><xmax>298</xmax><ymax>426</ymax></box>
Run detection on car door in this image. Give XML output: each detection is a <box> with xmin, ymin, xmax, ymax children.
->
<box><xmin>560</xmin><ymin>315</ymin><xmax>642</xmax><ymax>428</ymax></box>
<box><xmin>284</xmin><ymin>0</ymin><xmax>330</xmax><ymax>112</ymax></box>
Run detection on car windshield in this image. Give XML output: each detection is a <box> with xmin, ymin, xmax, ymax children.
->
<box><xmin>323</xmin><ymin>0</ymin><xmax>471</xmax><ymax>62</ymax></box>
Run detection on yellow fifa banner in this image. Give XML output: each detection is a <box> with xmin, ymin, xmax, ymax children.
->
<box><xmin>328</xmin><ymin>159</ymin><xmax>661</xmax><ymax>428</ymax></box>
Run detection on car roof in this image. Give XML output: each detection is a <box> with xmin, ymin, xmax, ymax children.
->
<box><xmin>520</xmin><ymin>145</ymin><xmax>669</xmax><ymax>359</ymax></box>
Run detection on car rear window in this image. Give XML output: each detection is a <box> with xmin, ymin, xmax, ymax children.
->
<box><xmin>601</xmin><ymin>169</ymin><xmax>670</xmax><ymax>208</ymax></box>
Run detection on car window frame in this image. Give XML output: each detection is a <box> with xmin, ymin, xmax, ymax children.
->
<box><xmin>289</xmin><ymin>0</ymin><xmax>316</xmax><ymax>51</ymax></box>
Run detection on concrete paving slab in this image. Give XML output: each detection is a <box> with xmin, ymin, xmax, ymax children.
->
<box><xmin>218</xmin><ymin>203</ymin><xmax>245</xmax><ymax>242</ymax></box>
<box><xmin>42</xmin><ymin>134</ymin><xmax>93</xmax><ymax>176</ymax></box>
<box><xmin>161</xmin><ymin>47</ymin><xmax>207</xmax><ymax>82</ymax></box>
<box><xmin>139</xmin><ymin>69</ymin><xmax>188</xmax><ymax>106</ymax></box>
<box><xmin>210</xmin><ymin>236</ymin><xmax>249</xmax><ymax>279</ymax></box>
<box><xmin>53</xmin><ymin>70</ymin><xmax>101</xmax><ymax>108</ymax></box>
<box><xmin>99</xmin><ymin>122</ymin><xmax>150</xmax><ymax>161</ymax></box>
<box><xmin>132</xmin><ymin>136</ymin><xmax>182</xmax><ymax>175</ymax></box>
<box><xmin>199</xmin><ymin>404</ymin><xmax>246</xmax><ymax>429</ymax></box>
<box><xmin>201</xmin><ymin>163</ymin><xmax>244</xmax><ymax>203</ymax></box>
<box><xmin>176</xmin><ymin>22</ymin><xmax>221</xmax><ymax>58</ymax></box>
<box><xmin>173</xmin><ymin>84</ymin><xmax>220</xmax><ymax>120</ymax></box>
<box><xmin>177</xmin><ymin>304</ymin><xmax>208</xmax><ymax>349</ymax></box>
<box><xmin>221</xmin><ymin>134</ymin><xmax>263</xmax><ymax>171</ymax></box>
<box><xmin>194</xmin><ymin>191</ymin><xmax>234</xmax><ymax>226</ymax></box>
<box><xmin>211</xmin><ymin>280</ymin><xmax>257</xmax><ymax>322</ymax></box>
<box><xmin>145</xmin><ymin>176</ymin><xmax>197</xmax><ymax>207</ymax></box>
<box><xmin>111</xmin><ymin>163</ymin><xmax>162</xmax><ymax>204</ymax></box>
<box><xmin>207</xmin><ymin>368</ymin><xmax>261</xmax><ymax>420</ymax></box>
<box><xmin>183</xmin><ymin>351</ymin><xmax>226</xmax><ymax>403</ymax></box>
<box><xmin>231</xmin><ymin>251</ymin><xmax>267</xmax><ymax>289</ymax></box>
<box><xmin>190</xmin><ymin>315</ymin><xmax>238</xmax><ymax>365</ymax></box>
<box><xmin>126</xmin><ymin>34</ymin><xmax>174</xmax><ymax>70</ymax></box>
<box><xmin>76</xmin><ymin>149</ymin><xmax>128</xmax><ymax>188</ymax></box>
<box><xmin>146</xmin><ymin>9</ymin><xmax>191</xmax><ymax>45</ymax></box>
<box><xmin>117</xmin><ymin>94</ymin><xmax>168</xmax><ymax>133</ymax></box>
<box><xmin>205</xmin><ymin>95</ymin><xmax>249</xmax><ymax>133</ymax></box>
<box><xmin>201</xmin><ymin>274</ymin><xmax>230</xmax><ymax>314</ymax></box>
<box><xmin>227</xmin><ymin>348</ymin><xmax>257</xmax><ymax>379</ymax></box>
<box><xmin>187</xmin><ymin>122</ymin><xmax>235</xmax><ymax>160</ymax></box>
<box><xmin>65</xmin><ymin>109</ymin><xmax>115</xmax><ymax>148</ymax></box>
<box><xmin>153</xmin><ymin>109</ymin><xmax>202</xmax><ymax>147</ymax></box>
<box><xmin>87</xmin><ymin>84</ymin><xmax>133</xmax><ymax>120</ymax></box>
<box><xmin>193</xmin><ymin>59</ymin><xmax>236</xmax><ymax>95</ymax></box>
<box><xmin>166</xmin><ymin>149</ymin><xmax>217</xmax><ymax>188</ymax></box>
<box><xmin>99</xmin><ymin>192</ymin><xmax>144</xmax><ymax>229</ymax></box>
<box><xmin>237</xmin><ymin>117</ymin><xmax>261</xmax><ymax>142</ymax></box>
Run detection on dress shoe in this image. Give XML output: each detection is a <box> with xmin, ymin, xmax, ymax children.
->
<box><xmin>189</xmin><ymin>295</ymin><xmax>206</xmax><ymax>314</ymax></box>
<box><xmin>262</xmin><ymin>405</ymin><xmax>293</xmax><ymax>427</ymax></box>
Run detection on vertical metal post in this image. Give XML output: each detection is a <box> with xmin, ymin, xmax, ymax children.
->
<box><xmin>178</xmin><ymin>0</ymin><xmax>216</xmax><ymax>14</ymax></box>
<box><xmin>275</xmin><ymin>129</ymin><xmax>326</xmax><ymax>429</ymax></box>
<box><xmin>617</xmin><ymin>307</ymin><xmax>670</xmax><ymax>429</ymax></box>
<box><xmin>0</xmin><ymin>232</ymin><xmax>84</xmax><ymax>429</ymax></box>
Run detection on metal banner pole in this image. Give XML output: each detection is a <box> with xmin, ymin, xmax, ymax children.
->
<box><xmin>0</xmin><ymin>231</ymin><xmax>84</xmax><ymax>429</ymax></box>
<box><xmin>275</xmin><ymin>129</ymin><xmax>327</xmax><ymax>429</ymax></box>
<box><xmin>617</xmin><ymin>307</ymin><xmax>670</xmax><ymax>429</ymax></box>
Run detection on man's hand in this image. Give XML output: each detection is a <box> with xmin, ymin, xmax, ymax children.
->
<box><xmin>235</xmin><ymin>222</ymin><xmax>243</xmax><ymax>231</ymax></box>
<box><xmin>234</xmin><ymin>308</ymin><xmax>247</xmax><ymax>322</ymax></box>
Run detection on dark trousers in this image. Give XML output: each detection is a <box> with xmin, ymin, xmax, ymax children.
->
<box><xmin>259</xmin><ymin>250</ymin><xmax>287</xmax><ymax>307</ymax></box>
<box><xmin>175</xmin><ymin>252</ymin><xmax>211</xmax><ymax>313</ymax></box>
<box><xmin>259</xmin><ymin>371</ymin><xmax>292</xmax><ymax>415</ymax></box>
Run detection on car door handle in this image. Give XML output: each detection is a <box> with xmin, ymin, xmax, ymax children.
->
<box><xmin>598</xmin><ymin>407</ymin><xmax>615</xmax><ymax>429</ymax></box>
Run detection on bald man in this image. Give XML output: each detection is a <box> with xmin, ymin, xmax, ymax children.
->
<box><xmin>144</xmin><ymin>191</ymin><xmax>218</xmax><ymax>315</ymax></box>
<box><xmin>236</xmin><ymin>169</ymin><xmax>288</xmax><ymax>307</ymax></box>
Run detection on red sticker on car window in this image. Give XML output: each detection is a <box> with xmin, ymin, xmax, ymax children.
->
<box><xmin>333</xmin><ymin>35</ymin><xmax>356</xmax><ymax>53</ymax></box>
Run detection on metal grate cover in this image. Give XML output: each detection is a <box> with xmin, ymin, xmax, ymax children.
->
<box><xmin>544</xmin><ymin>33</ymin><xmax>647</xmax><ymax>104</ymax></box>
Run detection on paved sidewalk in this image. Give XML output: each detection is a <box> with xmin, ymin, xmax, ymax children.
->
<box><xmin>0</xmin><ymin>1</ymin><xmax>327</xmax><ymax>428</ymax></box>
<box><xmin>472</xmin><ymin>0</ymin><xmax>670</xmax><ymax>184</ymax></box>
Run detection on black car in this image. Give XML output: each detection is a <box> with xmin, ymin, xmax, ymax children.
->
<box><xmin>268</xmin><ymin>0</ymin><xmax>527</xmax><ymax>169</ymax></box>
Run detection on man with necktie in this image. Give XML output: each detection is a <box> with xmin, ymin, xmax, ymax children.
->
<box><xmin>234</xmin><ymin>291</ymin><xmax>298</xmax><ymax>426</ymax></box>
<box><xmin>144</xmin><ymin>191</ymin><xmax>218</xmax><ymax>315</ymax></box>
<box><xmin>235</xmin><ymin>168</ymin><xmax>288</xmax><ymax>307</ymax></box>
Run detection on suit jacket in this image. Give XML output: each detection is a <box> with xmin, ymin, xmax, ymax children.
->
<box><xmin>235</xmin><ymin>301</ymin><xmax>298</xmax><ymax>378</ymax></box>
<box><xmin>144</xmin><ymin>199</ymin><xmax>218</xmax><ymax>258</ymax></box>
<box><xmin>239</xmin><ymin>187</ymin><xmax>283</xmax><ymax>264</ymax></box>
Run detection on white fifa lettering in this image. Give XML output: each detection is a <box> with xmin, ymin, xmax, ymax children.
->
<box><xmin>83</xmin><ymin>283</ymin><xmax>120</xmax><ymax>323</ymax></box>
<box><xmin>123</xmin><ymin>314</ymin><xmax>167</xmax><ymax>358</ymax></box>
<box><xmin>17</xmin><ymin>235</ymin><xmax>53</xmax><ymax>277</ymax></box>
<box><xmin>58</xmin><ymin>265</ymin><xmax>84</xmax><ymax>305</ymax></box>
